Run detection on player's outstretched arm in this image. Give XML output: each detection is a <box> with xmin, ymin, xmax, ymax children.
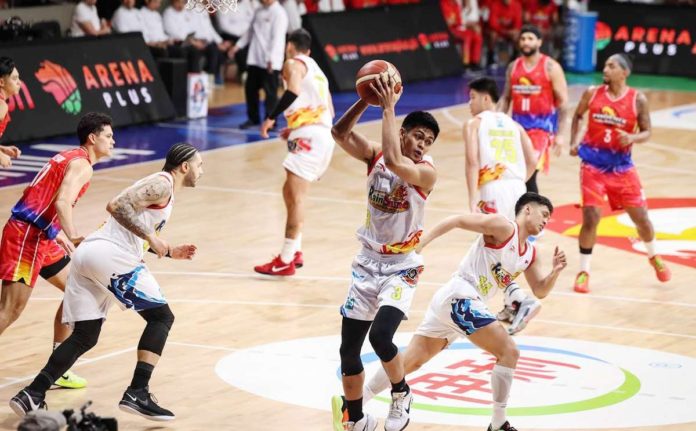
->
<box><xmin>331</xmin><ymin>99</ymin><xmax>380</xmax><ymax>165</ymax></box>
<box><xmin>107</xmin><ymin>175</ymin><xmax>172</xmax><ymax>257</ymax></box>
<box><xmin>569</xmin><ymin>86</ymin><xmax>594</xmax><ymax>156</ymax></box>
<box><xmin>416</xmin><ymin>213</ymin><xmax>513</xmax><ymax>253</ymax></box>
<box><xmin>54</xmin><ymin>158</ymin><xmax>93</xmax><ymax>246</ymax></box>
<box><xmin>523</xmin><ymin>246</ymin><xmax>567</xmax><ymax>299</ymax></box>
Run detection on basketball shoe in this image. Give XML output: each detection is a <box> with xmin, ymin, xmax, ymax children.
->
<box><xmin>331</xmin><ymin>395</ymin><xmax>348</xmax><ymax>431</ymax></box>
<box><xmin>118</xmin><ymin>386</ymin><xmax>175</xmax><ymax>421</ymax></box>
<box><xmin>54</xmin><ymin>370</ymin><xmax>87</xmax><ymax>389</ymax></box>
<box><xmin>294</xmin><ymin>251</ymin><xmax>304</xmax><ymax>268</ymax></box>
<box><xmin>347</xmin><ymin>414</ymin><xmax>378</xmax><ymax>431</ymax></box>
<box><xmin>488</xmin><ymin>421</ymin><xmax>518</xmax><ymax>431</ymax></box>
<box><xmin>9</xmin><ymin>389</ymin><xmax>47</xmax><ymax>417</ymax></box>
<box><xmin>508</xmin><ymin>298</ymin><xmax>542</xmax><ymax>335</ymax></box>
<box><xmin>573</xmin><ymin>271</ymin><xmax>590</xmax><ymax>293</ymax></box>
<box><xmin>649</xmin><ymin>256</ymin><xmax>671</xmax><ymax>282</ymax></box>
<box><xmin>254</xmin><ymin>255</ymin><xmax>295</xmax><ymax>276</ymax></box>
<box><xmin>385</xmin><ymin>388</ymin><xmax>412</xmax><ymax>431</ymax></box>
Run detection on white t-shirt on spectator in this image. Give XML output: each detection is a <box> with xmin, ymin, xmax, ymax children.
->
<box><xmin>189</xmin><ymin>10</ymin><xmax>223</xmax><ymax>43</ymax></box>
<box><xmin>162</xmin><ymin>6</ymin><xmax>196</xmax><ymax>41</ymax></box>
<box><xmin>282</xmin><ymin>0</ymin><xmax>301</xmax><ymax>33</ymax></box>
<box><xmin>236</xmin><ymin>1</ymin><xmax>288</xmax><ymax>71</ymax></box>
<box><xmin>140</xmin><ymin>7</ymin><xmax>169</xmax><ymax>44</ymax></box>
<box><xmin>71</xmin><ymin>1</ymin><xmax>101</xmax><ymax>37</ymax></box>
<box><xmin>112</xmin><ymin>6</ymin><xmax>145</xmax><ymax>34</ymax></box>
<box><xmin>317</xmin><ymin>0</ymin><xmax>344</xmax><ymax>12</ymax></box>
<box><xmin>462</xmin><ymin>0</ymin><xmax>479</xmax><ymax>24</ymax></box>
<box><xmin>215</xmin><ymin>0</ymin><xmax>256</xmax><ymax>38</ymax></box>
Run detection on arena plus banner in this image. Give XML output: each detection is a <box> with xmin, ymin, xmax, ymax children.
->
<box><xmin>590</xmin><ymin>1</ymin><xmax>696</xmax><ymax>77</ymax></box>
<box><xmin>303</xmin><ymin>3</ymin><xmax>462</xmax><ymax>91</ymax></box>
<box><xmin>3</xmin><ymin>33</ymin><xmax>175</xmax><ymax>144</ymax></box>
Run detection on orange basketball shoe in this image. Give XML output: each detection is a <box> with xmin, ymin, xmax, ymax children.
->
<box><xmin>254</xmin><ymin>255</ymin><xmax>295</xmax><ymax>276</ymax></box>
<box><xmin>573</xmin><ymin>271</ymin><xmax>590</xmax><ymax>293</ymax></box>
<box><xmin>649</xmin><ymin>256</ymin><xmax>671</xmax><ymax>282</ymax></box>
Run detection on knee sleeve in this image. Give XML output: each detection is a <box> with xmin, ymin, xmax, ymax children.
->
<box><xmin>368</xmin><ymin>306</ymin><xmax>403</xmax><ymax>363</ymax></box>
<box><xmin>71</xmin><ymin>319</ymin><xmax>103</xmax><ymax>354</ymax></box>
<box><xmin>137</xmin><ymin>305</ymin><xmax>175</xmax><ymax>355</ymax></box>
<box><xmin>340</xmin><ymin>317</ymin><xmax>371</xmax><ymax>376</ymax></box>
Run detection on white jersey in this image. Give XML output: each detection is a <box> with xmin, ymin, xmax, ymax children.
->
<box><xmin>357</xmin><ymin>153</ymin><xmax>432</xmax><ymax>254</ymax></box>
<box><xmin>284</xmin><ymin>53</ymin><xmax>332</xmax><ymax>130</ymax></box>
<box><xmin>87</xmin><ymin>172</ymin><xmax>174</xmax><ymax>259</ymax></box>
<box><xmin>456</xmin><ymin>221</ymin><xmax>535</xmax><ymax>302</ymax></box>
<box><xmin>477</xmin><ymin>110</ymin><xmax>526</xmax><ymax>187</ymax></box>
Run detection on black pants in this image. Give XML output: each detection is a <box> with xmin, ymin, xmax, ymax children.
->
<box><xmin>220</xmin><ymin>33</ymin><xmax>249</xmax><ymax>73</ymax></box>
<box><xmin>245</xmin><ymin>65</ymin><xmax>280</xmax><ymax>124</ymax></box>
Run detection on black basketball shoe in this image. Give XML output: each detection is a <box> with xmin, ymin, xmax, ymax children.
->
<box><xmin>118</xmin><ymin>386</ymin><xmax>175</xmax><ymax>421</ymax></box>
<box><xmin>9</xmin><ymin>389</ymin><xmax>47</xmax><ymax>417</ymax></box>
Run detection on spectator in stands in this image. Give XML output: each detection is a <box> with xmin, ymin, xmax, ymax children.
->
<box><xmin>140</xmin><ymin>0</ymin><xmax>174</xmax><ymax>49</ymax></box>
<box><xmin>216</xmin><ymin>0</ymin><xmax>257</xmax><ymax>80</ymax></box>
<box><xmin>441</xmin><ymin>0</ymin><xmax>482</xmax><ymax>70</ymax></box>
<box><xmin>485</xmin><ymin>0</ymin><xmax>522</xmax><ymax>67</ymax></box>
<box><xmin>302</xmin><ymin>0</ymin><xmax>344</xmax><ymax>13</ymax></box>
<box><xmin>344</xmin><ymin>0</ymin><xmax>381</xmax><ymax>9</ymax></box>
<box><xmin>111</xmin><ymin>0</ymin><xmax>144</xmax><ymax>33</ymax></box>
<box><xmin>230</xmin><ymin>0</ymin><xmax>288</xmax><ymax>129</ymax></box>
<box><xmin>524</xmin><ymin>0</ymin><xmax>560</xmax><ymax>57</ymax></box>
<box><xmin>281</xmin><ymin>0</ymin><xmax>302</xmax><ymax>32</ymax></box>
<box><xmin>189</xmin><ymin>9</ymin><xmax>232</xmax><ymax>82</ymax></box>
<box><xmin>71</xmin><ymin>0</ymin><xmax>111</xmax><ymax>37</ymax></box>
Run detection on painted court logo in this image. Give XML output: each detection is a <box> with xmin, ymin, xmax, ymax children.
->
<box><xmin>215</xmin><ymin>333</ymin><xmax>696</xmax><ymax>428</ymax></box>
<box><xmin>34</xmin><ymin>60</ymin><xmax>82</xmax><ymax>115</ymax></box>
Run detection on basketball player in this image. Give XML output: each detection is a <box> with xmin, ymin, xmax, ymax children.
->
<box><xmin>254</xmin><ymin>29</ymin><xmax>335</xmax><ymax>276</ymax></box>
<box><xmin>569</xmin><ymin>54</ymin><xmax>671</xmax><ymax>293</ymax></box>
<box><xmin>498</xmin><ymin>24</ymin><xmax>569</xmax><ymax>194</ymax></box>
<box><xmin>464</xmin><ymin>77</ymin><xmax>540</xmax><ymax>335</ymax></box>
<box><xmin>0</xmin><ymin>56</ymin><xmax>22</xmax><ymax>167</ymax></box>
<box><xmin>329</xmin><ymin>74</ymin><xmax>439</xmax><ymax>431</ymax></box>
<box><xmin>0</xmin><ymin>112</ymin><xmax>114</xmax><ymax>390</ymax></box>
<box><xmin>10</xmin><ymin>143</ymin><xmax>201</xmax><ymax>421</ymax></box>
<box><xmin>361</xmin><ymin>193</ymin><xmax>566</xmax><ymax>431</ymax></box>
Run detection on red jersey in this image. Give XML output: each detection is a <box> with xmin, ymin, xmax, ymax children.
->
<box><xmin>579</xmin><ymin>85</ymin><xmax>639</xmax><ymax>172</ymax></box>
<box><xmin>10</xmin><ymin>147</ymin><xmax>91</xmax><ymax>239</ymax></box>
<box><xmin>488</xmin><ymin>0</ymin><xmax>522</xmax><ymax>35</ymax></box>
<box><xmin>528</xmin><ymin>1</ymin><xmax>557</xmax><ymax>31</ymax></box>
<box><xmin>0</xmin><ymin>111</ymin><xmax>10</xmax><ymax>138</ymax></box>
<box><xmin>440</xmin><ymin>0</ymin><xmax>462</xmax><ymax>28</ymax></box>
<box><xmin>510</xmin><ymin>54</ymin><xmax>557</xmax><ymax>133</ymax></box>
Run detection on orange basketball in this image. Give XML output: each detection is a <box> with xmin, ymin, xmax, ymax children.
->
<box><xmin>355</xmin><ymin>60</ymin><xmax>402</xmax><ymax>106</ymax></box>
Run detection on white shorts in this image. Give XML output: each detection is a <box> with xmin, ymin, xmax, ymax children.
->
<box><xmin>62</xmin><ymin>239</ymin><xmax>166</xmax><ymax>324</ymax></box>
<box><xmin>282</xmin><ymin>124</ymin><xmax>335</xmax><ymax>182</ymax></box>
<box><xmin>479</xmin><ymin>179</ymin><xmax>526</xmax><ymax>219</ymax></box>
<box><xmin>415</xmin><ymin>274</ymin><xmax>497</xmax><ymax>345</ymax></box>
<box><xmin>340</xmin><ymin>248</ymin><xmax>424</xmax><ymax>321</ymax></box>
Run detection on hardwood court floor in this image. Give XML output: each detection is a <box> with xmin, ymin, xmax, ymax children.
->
<box><xmin>0</xmin><ymin>83</ymin><xmax>694</xmax><ymax>431</ymax></box>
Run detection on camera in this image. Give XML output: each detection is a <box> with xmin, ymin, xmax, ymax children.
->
<box><xmin>17</xmin><ymin>401</ymin><xmax>117</xmax><ymax>431</ymax></box>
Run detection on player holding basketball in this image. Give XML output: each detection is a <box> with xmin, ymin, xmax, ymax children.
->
<box><xmin>10</xmin><ymin>143</ymin><xmax>201</xmax><ymax>421</ymax></box>
<box><xmin>0</xmin><ymin>112</ymin><xmax>114</xmax><ymax>390</ymax></box>
<box><xmin>498</xmin><ymin>24</ymin><xmax>569</xmax><ymax>194</ymax></box>
<box><xmin>0</xmin><ymin>56</ymin><xmax>22</xmax><ymax>167</ymax></box>
<box><xmin>569</xmin><ymin>54</ymin><xmax>671</xmax><ymax>293</ymax></box>
<box><xmin>330</xmin><ymin>71</ymin><xmax>439</xmax><ymax>431</ymax></box>
<box><xmin>464</xmin><ymin>77</ymin><xmax>540</xmax><ymax>335</ymax></box>
<box><xmin>254</xmin><ymin>29</ymin><xmax>335</xmax><ymax>276</ymax></box>
<box><xmin>362</xmin><ymin>193</ymin><xmax>566</xmax><ymax>431</ymax></box>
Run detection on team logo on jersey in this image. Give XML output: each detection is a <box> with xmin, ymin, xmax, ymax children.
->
<box><xmin>287</xmin><ymin>137</ymin><xmax>312</xmax><ymax>154</ymax></box>
<box><xmin>399</xmin><ymin>266</ymin><xmax>424</xmax><ymax>287</ymax></box>
<box><xmin>512</xmin><ymin>76</ymin><xmax>541</xmax><ymax>95</ymax></box>
<box><xmin>490</xmin><ymin>262</ymin><xmax>522</xmax><ymax>288</ymax></box>
<box><xmin>34</xmin><ymin>60</ymin><xmax>82</xmax><ymax>115</ymax></box>
<box><xmin>368</xmin><ymin>182</ymin><xmax>410</xmax><ymax>214</ymax></box>
<box><xmin>592</xmin><ymin>106</ymin><xmax>627</xmax><ymax>127</ymax></box>
<box><xmin>478</xmin><ymin>163</ymin><xmax>506</xmax><ymax>186</ymax></box>
<box><xmin>545</xmin><ymin>198</ymin><xmax>696</xmax><ymax>269</ymax></box>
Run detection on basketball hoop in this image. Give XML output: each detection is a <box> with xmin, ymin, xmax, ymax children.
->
<box><xmin>185</xmin><ymin>0</ymin><xmax>238</xmax><ymax>14</ymax></box>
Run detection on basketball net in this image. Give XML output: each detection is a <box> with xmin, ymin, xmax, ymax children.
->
<box><xmin>185</xmin><ymin>0</ymin><xmax>238</xmax><ymax>14</ymax></box>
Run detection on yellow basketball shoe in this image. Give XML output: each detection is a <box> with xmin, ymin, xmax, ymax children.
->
<box><xmin>54</xmin><ymin>370</ymin><xmax>87</xmax><ymax>389</ymax></box>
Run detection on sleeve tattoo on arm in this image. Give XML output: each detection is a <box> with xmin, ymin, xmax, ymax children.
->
<box><xmin>110</xmin><ymin>177</ymin><xmax>171</xmax><ymax>239</ymax></box>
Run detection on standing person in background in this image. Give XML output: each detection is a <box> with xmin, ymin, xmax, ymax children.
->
<box><xmin>569</xmin><ymin>54</ymin><xmax>671</xmax><ymax>293</ymax></box>
<box><xmin>216</xmin><ymin>0</ymin><xmax>257</xmax><ymax>80</ymax></box>
<box><xmin>485</xmin><ymin>0</ymin><xmax>521</xmax><ymax>67</ymax></box>
<box><xmin>0</xmin><ymin>57</ymin><xmax>22</xmax><ymax>168</ymax></box>
<box><xmin>230</xmin><ymin>0</ymin><xmax>288</xmax><ymax>129</ymax></box>
<box><xmin>70</xmin><ymin>0</ymin><xmax>111</xmax><ymax>37</ymax></box>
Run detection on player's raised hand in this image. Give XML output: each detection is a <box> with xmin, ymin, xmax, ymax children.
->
<box><xmin>552</xmin><ymin>246</ymin><xmax>567</xmax><ymax>272</ymax></box>
<box><xmin>171</xmin><ymin>244</ymin><xmax>197</xmax><ymax>260</ymax></box>
<box><xmin>370</xmin><ymin>74</ymin><xmax>399</xmax><ymax>110</ymax></box>
<box><xmin>0</xmin><ymin>145</ymin><xmax>21</xmax><ymax>158</ymax></box>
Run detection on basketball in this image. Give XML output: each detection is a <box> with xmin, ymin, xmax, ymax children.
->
<box><xmin>355</xmin><ymin>60</ymin><xmax>402</xmax><ymax>106</ymax></box>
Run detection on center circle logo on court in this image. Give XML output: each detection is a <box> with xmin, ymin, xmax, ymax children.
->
<box><xmin>215</xmin><ymin>333</ymin><xmax>696</xmax><ymax>429</ymax></box>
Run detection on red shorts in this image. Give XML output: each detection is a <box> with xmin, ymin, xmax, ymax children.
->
<box><xmin>527</xmin><ymin>129</ymin><xmax>553</xmax><ymax>174</ymax></box>
<box><xmin>0</xmin><ymin>218</ymin><xmax>68</xmax><ymax>287</ymax></box>
<box><xmin>580</xmin><ymin>164</ymin><xmax>646</xmax><ymax>210</ymax></box>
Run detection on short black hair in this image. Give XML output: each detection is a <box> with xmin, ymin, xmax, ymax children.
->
<box><xmin>288</xmin><ymin>29</ymin><xmax>312</xmax><ymax>53</ymax></box>
<box><xmin>163</xmin><ymin>142</ymin><xmax>198</xmax><ymax>172</ymax></box>
<box><xmin>520</xmin><ymin>24</ymin><xmax>542</xmax><ymax>39</ymax></box>
<box><xmin>468</xmin><ymin>77</ymin><xmax>500</xmax><ymax>103</ymax></box>
<box><xmin>515</xmin><ymin>192</ymin><xmax>553</xmax><ymax>215</ymax></box>
<box><xmin>0</xmin><ymin>57</ymin><xmax>16</xmax><ymax>78</ymax></box>
<box><xmin>401</xmin><ymin>111</ymin><xmax>439</xmax><ymax>140</ymax></box>
<box><xmin>77</xmin><ymin>112</ymin><xmax>113</xmax><ymax>145</ymax></box>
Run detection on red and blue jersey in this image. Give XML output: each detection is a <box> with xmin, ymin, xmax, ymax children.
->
<box><xmin>579</xmin><ymin>85</ymin><xmax>639</xmax><ymax>173</ymax></box>
<box><xmin>0</xmin><ymin>112</ymin><xmax>10</xmax><ymax>138</ymax></box>
<box><xmin>10</xmin><ymin>147</ymin><xmax>91</xmax><ymax>239</ymax></box>
<box><xmin>510</xmin><ymin>54</ymin><xmax>557</xmax><ymax>133</ymax></box>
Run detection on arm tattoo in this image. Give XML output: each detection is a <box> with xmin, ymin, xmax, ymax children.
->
<box><xmin>110</xmin><ymin>177</ymin><xmax>171</xmax><ymax>240</ymax></box>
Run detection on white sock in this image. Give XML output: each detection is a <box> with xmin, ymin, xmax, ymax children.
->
<box><xmin>504</xmin><ymin>283</ymin><xmax>526</xmax><ymax>306</ymax></box>
<box><xmin>644</xmin><ymin>239</ymin><xmax>657</xmax><ymax>258</ymax></box>
<box><xmin>579</xmin><ymin>253</ymin><xmax>592</xmax><ymax>273</ymax></box>
<box><xmin>280</xmin><ymin>237</ymin><xmax>298</xmax><ymax>263</ymax></box>
<box><xmin>363</xmin><ymin>367</ymin><xmax>391</xmax><ymax>404</ymax></box>
<box><xmin>491</xmin><ymin>364</ymin><xmax>514</xmax><ymax>430</ymax></box>
<box><xmin>296</xmin><ymin>233</ymin><xmax>302</xmax><ymax>252</ymax></box>
<box><xmin>53</xmin><ymin>342</ymin><xmax>60</xmax><ymax>351</ymax></box>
